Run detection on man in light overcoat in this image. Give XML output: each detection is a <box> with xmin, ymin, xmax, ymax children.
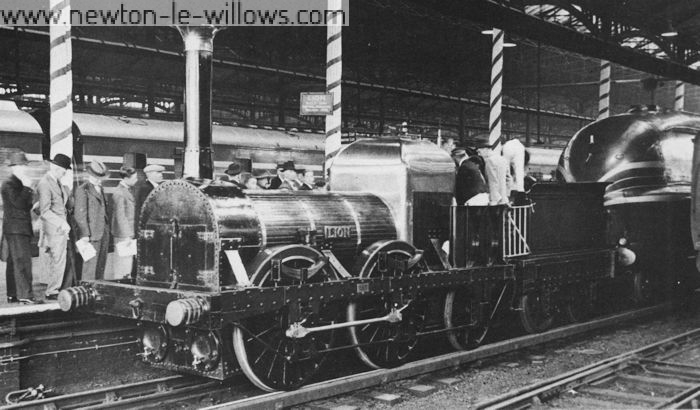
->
<box><xmin>37</xmin><ymin>154</ymin><xmax>71</xmax><ymax>299</ymax></box>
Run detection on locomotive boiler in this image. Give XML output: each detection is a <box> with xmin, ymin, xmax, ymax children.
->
<box><xmin>558</xmin><ymin>105</ymin><xmax>700</xmax><ymax>302</ymax></box>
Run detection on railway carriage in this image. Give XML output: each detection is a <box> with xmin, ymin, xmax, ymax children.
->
<box><xmin>0</xmin><ymin>101</ymin><xmax>325</xmax><ymax>190</ymax></box>
<box><xmin>59</xmin><ymin>137</ymin><xmax>621</xmax><ymax>391</ymax></box>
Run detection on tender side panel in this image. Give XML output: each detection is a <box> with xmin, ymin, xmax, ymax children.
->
<box><xmin>527</xmin><ymin>183</ymin><xmax>608</xmax><ymax>253</ymax></box>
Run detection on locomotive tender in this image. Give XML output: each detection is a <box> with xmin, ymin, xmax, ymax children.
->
<box><xmin>59</xmin><ymin>137</ymin><xmax>620</xmax><ymax>391</ymax></box>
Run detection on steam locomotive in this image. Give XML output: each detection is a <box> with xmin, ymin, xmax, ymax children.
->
<box><xmin>58</xmin><ymin>137</ymin><xmax>626</xmax><ymax>391</ymax></box>
<box><xmin>558</xmin><ymin>106</ymin><xmax>700</xmax><ymax>303</ymax></box>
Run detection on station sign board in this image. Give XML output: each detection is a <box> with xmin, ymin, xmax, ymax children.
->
<box><xmin>300</xmin><ymin>92</ymin><xmax>333</xmax><ymax>116</ymax></box>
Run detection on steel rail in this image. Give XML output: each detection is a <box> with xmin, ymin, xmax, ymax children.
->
<box><xmin>3</xmin><ymin>375</ymin><xmax>223</xmax><ymax>409</ymax></box>
<box><xmin>473</xmin><ymin>327</ymin><xmax>700</xmax><ymax>409</ymax></box>
<box><xmin>205</xmin><ymin>304</ymin><xmax>671</xmax><ymax>410</ymax></box>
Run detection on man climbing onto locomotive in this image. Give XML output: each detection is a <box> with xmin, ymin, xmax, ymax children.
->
<box><xmin>450</xmin><ymin>146</ymin><xmax>488</xmax><ymax>206</ymax></box>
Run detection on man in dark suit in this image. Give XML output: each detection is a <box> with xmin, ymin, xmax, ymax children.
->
<box><xmin>74</xmin><ymin>161</ymin><xmax>109</xmax><ymax>281</ymax></box>
<box><xmin>451</xmin><ymin>147</ymin><xmax>488</xmax><ymax>205</ymax></box>
<box><xmin>1</xmin><ymin>152</ymin><xmax>35</xmax><ymax>303</ymax></box>
<box><xmin>134</xmin><ymin>164</ymin><xmax>164</xmax><ymax>230</ymax></box>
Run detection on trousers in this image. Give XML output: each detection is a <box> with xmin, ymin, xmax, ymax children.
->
<box><xmin>502</xmin><ymin>139</ymin><xmax>526</xmax><ymax>192</ymax></box>
<box><xmin>42</xmin><ymin>233</ymin><xmax>67</xmax><ymax>296</ymax></box>
<box><xmin>112</xmin><ymin>237</ymin><xmax>134</xmax><ymax>278</ymax></box>
<box><xmin>5</xmin><ymin>234</ymin><xmax>32</xmax><ymax>299</ymax></box>
<box><xmin>483</xmin><ymin>154</ymin><xmax>510</xmax><ymax>205</ymax></box>
<box><xmin>81</xmin><ymin>231</ymin><xmax>109</xmax><ymax>281</ymax></box>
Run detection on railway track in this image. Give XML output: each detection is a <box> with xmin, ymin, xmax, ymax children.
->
<box><xmin>474</xmin><ymin>327</ymin><xmax>700</xmax><ymax>409</ymax></box>
<box><xmin>3</xmin><ymin>375</ymin><xmax>236</xmax><ymax>410</ymax></box>
<box><xmin>0</xmin><ymin>304</ymin><xmax>675</xmax><ymax>409</ymax></box>
<box><xmin>0</xmin><ymin>310</ymin><xmax>154</xmax><ymax>405</ymax></box>
<box><xmin>205</xmin><ymin>304</ymin><xmax>672</xmax><ymax>409</ymax></box>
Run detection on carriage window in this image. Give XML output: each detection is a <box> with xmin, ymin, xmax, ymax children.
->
<box><xmin>659</xmin><ymin>130</ymin><xmax>695</xmax><ymax>183</ymax></box>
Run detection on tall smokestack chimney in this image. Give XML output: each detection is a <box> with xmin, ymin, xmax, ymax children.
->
<box><xmin>177</xmin><ymin>26</ymin><xmax>218</xmax><ymax>179</ymax></box>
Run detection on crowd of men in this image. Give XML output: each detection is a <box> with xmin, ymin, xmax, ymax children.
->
<box><xmin>1</xmin><ymin>153</ymin><xmax>166</xmax><ymax>304</ymax></box>
<box><xmin>1</xmin><ymin>154</ymin><xmax>318</xmax><ymax>304</ymax></box>
<box><xmin>220</xmin><ymin>159</ymin><xmax>318</xmax><ymax>191</ymax></box>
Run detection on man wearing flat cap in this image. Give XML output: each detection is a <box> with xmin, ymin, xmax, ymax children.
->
<box><xmin>134</xmin><ymin>164</ymin><xmax>164</xmax><ymax>231</ymax></box>
<box><xmin>37</xmin><ymin>153</ymin><xmax>71</xmax><ymax>300</ymax></box>
<box><xmin>74</xmin><ymin>160</ymin><xmax>110</xmax><ymax>281</ymax></box>
<box><xmin>1</xmin><ymin>152</ymin><xmax>36</xmax><ymax>303</ymax></box>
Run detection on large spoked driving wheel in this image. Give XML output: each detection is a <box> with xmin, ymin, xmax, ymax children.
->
<box><xmin>519</xmin><ymin>292</ymin><xmax>554</xmax><ymax>334</ymax></box>
<box><xmin>444</xmin><ymin>289</ymin><xmax>486</xmax><ymax>350</ymax></box>
<box><xmin>232</xmin><ymin>245</ymin><xmax>339</xmax><ymax>391</ymax></box>
<box><xmin>347</xmin><ymin>240</ymin><xmax>425</xmax><ymax>369</ymax></box>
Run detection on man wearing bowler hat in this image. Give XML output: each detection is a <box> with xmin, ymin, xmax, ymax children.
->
<box><xmin>74</xmin><ymin>160</ymin><xmax>110</xmax><ymax>281</ymax></box>
<box><xmin>1</xmin><ymin>152</ymin><xmax>36</xmax><ymax>303</ymax></box>
<box><xmin>37</xmin><ymin>153</ymin><xmax>71</xmax><ymax>300</ymax></box>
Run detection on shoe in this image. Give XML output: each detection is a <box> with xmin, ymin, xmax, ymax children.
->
<box><xmin>19</xmin><ymin>298</ymin><xmax>37</xmax><ymax>304</ymax></box>
<box><xmin>6</xmin><ymin>296</ymin><xmax>18</xmax><ymax>303</ymax></box>
<box><xmin>45</xmin><ymin>294</ymin><xmax>58</xmax><ymax>301</ymax></box>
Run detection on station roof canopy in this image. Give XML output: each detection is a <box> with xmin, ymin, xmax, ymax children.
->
<box><xmin>0</xmin><ymin>0</ymin><xmax>700</xmax><ymax>141</ymax></box>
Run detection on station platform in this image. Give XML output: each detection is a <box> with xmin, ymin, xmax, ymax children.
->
<box><xmin>0</xmin><ymin>258</ymin><xmax>63</xmax><ymax>317</ymax></box>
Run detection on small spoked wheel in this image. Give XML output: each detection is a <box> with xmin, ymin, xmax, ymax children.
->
<box><xmin>232</xmin><ymin>245</ymin><xmax>339</xmax><ymax>391</ymax></box>
<box><xmin>348</xmin><ymin>240</ymin><xmax>425</xmax><ymax>369</ymax></box>
<box><xmin>564</xmin><ymin>283</ymin><xmax>597</xmax><ymax>323</ymax></box>
<box><xmin>443</xmin><ymin>289</ymin><xmax>486</xmax><ymax>350</ymax></box>
<box><xmin>519</xmin><ymin>292</ymin><xmax>554</xmax><ymax>334</ymax></box>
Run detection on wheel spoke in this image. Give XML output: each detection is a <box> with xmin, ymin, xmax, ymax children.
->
<box><xmin>233</xmin><ymin>245</ymin><xmax>340</xmax><ymax>391</ymax></box>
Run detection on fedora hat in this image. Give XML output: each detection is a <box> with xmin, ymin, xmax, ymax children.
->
<box><xmin>225</xmin><ymin>162</ymin><xmax>243</xmax><ymax>176</ymax></box>
<box><xmin>86</xmin><ymin>160</ymin><xmax>107</xmax><ymax>177</ymax></box>
<box><xmin>282</xmin><ymin>160</ymin><xmax>296</xmax><ymax>172</ymax></box>
<box><xmin>50</xmin><ymin>153</ymin><xmax>71</xmax><ymax>170</ymax></box>
<box><xmin>8</xmin><ymin>151</ymin><xmax>27</xmax><ymax>166</ymax></box>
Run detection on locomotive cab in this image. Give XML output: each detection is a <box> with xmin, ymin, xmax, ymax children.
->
<box><xmin>329</xmin><ymin>137</ymin><xmax>455</xmax><ymax>266</ymax></box>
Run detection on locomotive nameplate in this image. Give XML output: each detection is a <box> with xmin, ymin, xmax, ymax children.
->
<box><xmin>324</xmin><ymin>225</ymin><xmax>353</xmax><ymax>239</ymax></box>
<box><xmin>356</xmin><ymin>283</ymin><xmax>370</xmax><ymax>294</ymax></box>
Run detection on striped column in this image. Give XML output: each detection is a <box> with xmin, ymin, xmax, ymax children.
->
<box><xmin>674</xmin><ymin>80</ymin><xmax>685</xmax><ymax>111</ymax></box>
<box><xmin>598</xmin><ymin>60</ymin><xmax>611</xmax><ymax>120</ymax></box>
<box><xmin>488</xmin><ymin>29</ymin><xmax>504</xmax><ymax>148</ymax></box>
<box><xmin>324</xmin><ymin>0</ymin><xmax>343</xmax><ymax>179</ymax></box>
<box><xmin>49</xmin><ymin>0</ymin><xmax>73</xmax><ymax>185</ymax></box>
